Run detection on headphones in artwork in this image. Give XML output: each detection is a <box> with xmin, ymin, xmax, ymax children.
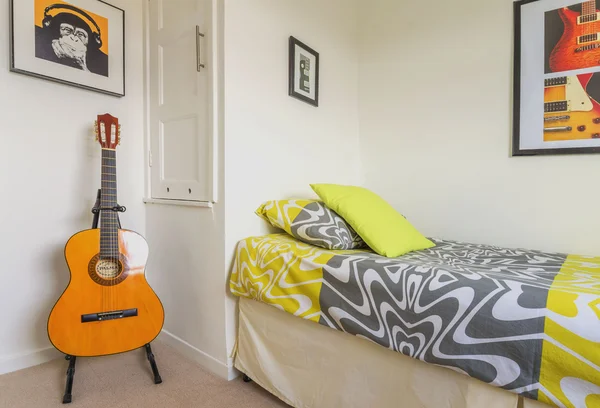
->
<box><xmin>42</xmin><ymin>4</ymin><xmax>103</xmax><ymax>49</ymax></box>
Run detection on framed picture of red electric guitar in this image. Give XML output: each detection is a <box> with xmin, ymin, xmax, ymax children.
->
<box><xmin>514</xmin><ymin>0</ymin><xmax>600</xmax><ymax>155</ymax></box>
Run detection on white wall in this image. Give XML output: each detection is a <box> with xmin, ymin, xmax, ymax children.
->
<box><xmin>223</xmin><ymin>0</ymin><xmax>363</xmax><ymax>355</ymax></box>
<box><xmin>143</xmin><ymin>0</ymin><xmax>230</xmax><ymax>377</ymax></box>
<box><xmin>357</xmin><ymin>0</ymin><xmax>600</xmax><ymax>256</ymax></box>
<box><xmin>0</xmin><ymin>0</ymin><xmax>146</xmax><ymax>374</ymax></box>
<box><xmin>145</xmin><ymin>202</ymin><xmax>228</xmax><ymax>373</ymax></box>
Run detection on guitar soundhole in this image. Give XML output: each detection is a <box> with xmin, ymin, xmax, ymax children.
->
<box><xmin>88</xmin><ymin>254</ymin><xmax>128</xmax><ymax>286</ymax></box>
<box><xmin>96</xmin><ymin>259</ymin><xmax>121</xmax><ymax>278</ymax></box>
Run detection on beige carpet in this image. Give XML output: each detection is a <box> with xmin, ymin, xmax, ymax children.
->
<box><xmin>0</xmin><ymin>342</ymin><xmax>290</xmax><ymax>408</ymax></box>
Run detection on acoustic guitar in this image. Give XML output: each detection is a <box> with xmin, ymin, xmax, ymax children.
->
<box><xmin>543</xmin><ymin>74</ymin><xmax>600</xmax><ymax>141</ymax></box>
<box><xmin>549</xmin><ymin>0</ymin><xmax>600</xmax><ymax>72</ymax></box>
<box><xmin>48</xmin><ymin>114</ymin><xmax>164</xmax><ymax>357</ymax></box>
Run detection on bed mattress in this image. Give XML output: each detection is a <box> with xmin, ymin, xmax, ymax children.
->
<box><xmin>229</xmin><ymin>233</ymin><xmax>600</xmax><ymax>407</ymax></box>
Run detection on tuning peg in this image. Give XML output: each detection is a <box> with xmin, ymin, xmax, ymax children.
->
<box><xmin>118</xmin><ymin>124</ymin><xmax>122</xmax><ymax>145</ymax></box>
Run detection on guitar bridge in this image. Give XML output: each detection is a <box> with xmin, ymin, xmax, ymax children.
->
<box><xmin>81</xmin><ymin>308</ymin><xmax>138</xmax><ymax>323</ymax></box>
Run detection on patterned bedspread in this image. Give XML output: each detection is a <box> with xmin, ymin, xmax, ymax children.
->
<box><xmin>229</xmin><ymin>234</ymin><xmax>600</xmax><ymax>407</ymax></box>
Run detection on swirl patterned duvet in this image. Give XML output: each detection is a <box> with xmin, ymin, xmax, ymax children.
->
<box><xmin>229</xmin><ymin>233</ymin><xmax>600</xmax><ymax>407</ymax></box>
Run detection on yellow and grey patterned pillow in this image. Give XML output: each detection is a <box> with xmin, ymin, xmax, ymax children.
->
<box><xmin>256</xmin><ymin>200</ymin><xmax>366</xmax><ymax>250</ymax></box>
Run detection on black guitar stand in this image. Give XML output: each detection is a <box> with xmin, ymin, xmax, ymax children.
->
<box><xmin>61</xmin><ymin>189</ymin><xmax>162</xmax><ymax>404</ymax></box>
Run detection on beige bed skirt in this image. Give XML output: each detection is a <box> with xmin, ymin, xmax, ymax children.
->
<box><xmin>234</xmin><ymin>297</ymin><xmax>549</xmax><ymax>408</ymax></box>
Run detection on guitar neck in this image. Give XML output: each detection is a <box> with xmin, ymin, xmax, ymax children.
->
<box><xmin>583</xmin><ymin>0</ymin><xmax>597</xmax><ymax>16</ymax></box>
<box><xmin>100</xmin><ymin>148</ymin><xmax>119</xmax><ymax>258</ymax></box>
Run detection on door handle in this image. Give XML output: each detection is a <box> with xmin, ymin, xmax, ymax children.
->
<box><xmin>196</xmin><ymin>25</ymin><xmax>205</xmax><ymax>71</ymax></box>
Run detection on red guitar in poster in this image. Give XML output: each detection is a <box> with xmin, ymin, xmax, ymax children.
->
<box><xmin>548</xmin><ymin>0</ymin><xmax>600</xmax><ymax>72</ymax></box>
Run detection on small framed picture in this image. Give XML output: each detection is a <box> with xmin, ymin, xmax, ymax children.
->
<box><xmin>10</xmin><ymin>0</ymin><xmax>125</xmax><ymax>97</ymax></box>
<box><xmin>513</xmin><ymin>0</ymin><xmax>600</xmax><ymax>156</ymax></box>
<box><xmin>288</xmin><ymin>36</ymin><xmax>319</xmax><ymax>107</ymax></box>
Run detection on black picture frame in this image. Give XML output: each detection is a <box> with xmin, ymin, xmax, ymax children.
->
<box><xmin>288</xmin><ymin>36</ymin><xmax>319</xmax><ymax>107</ymax></box>
<box><xmin>9</xmin><ymin>0</ymin><xmax>126</xmax><ymax>97</ymax></box>
<box><xmin>513</xmin><ymin>0</ymin><xmax>600</xmax><ymax>156</ymax></box>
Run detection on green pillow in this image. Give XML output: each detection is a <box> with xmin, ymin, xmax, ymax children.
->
<box><xmin>310</xmin><ymin>184</ymin><xmax>435</xmax><ymax>257</ymax></box>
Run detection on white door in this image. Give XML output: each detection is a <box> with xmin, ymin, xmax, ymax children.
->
<box><xmin>148</xmin><ymin>0</ymin><xmax>212</xmax><ymax>202</ymax></box>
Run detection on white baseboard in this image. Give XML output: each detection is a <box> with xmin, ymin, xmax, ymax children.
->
<box><xmin>158</xmin><ymin>330</ymin><xmax>238</xmax><ymax>380</ymax></box>
<box><xmin>0</xmin><ymin>346</ymin><xmax>62</xmax><ymax>376</ymax></box>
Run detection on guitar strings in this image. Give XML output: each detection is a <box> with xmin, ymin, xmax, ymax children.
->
<box><xmin>112</xmin><ymin>139</ymin><xmax>117</xmax><ymax>314</ymax></box>
<box><xmin>587</xmin><ymin>1</ymin><xmax>593</xmax><ymax>38</ymax></box>
<box><xmin>109</xmin><ymin>144</ymin><xmax>115</xmax><ymax>313</ymax></box>
<box><xmin>98</xmin><ymin>121</ymin><xmax>120</xmax><ymax>318</ymax></box>
<box><xmin>583</xmin><ymin>2</ymin><xmax>587</xmax><ymax>39</ymax></box>
<box><xmin>103</xmin><ymin>146</ymin><xmax>106</xmax><ymax>313</ymax></box>
<box><xmin>592</xmin><ymin>0</ymin><xmax>595</xmax><ymax>36</ymax></box>
<box><xmin>110</xmin><ymin>147</ymin><xmax>113</xmax><ymax>312</ymax></box>
<box><xmin>106</xmin><ymin>147</ymin><xmax>110</xmax><ymax>313</ymax></box>
<box><xmin>101</xmin><ymin>143</ymin><xmax>106</xmax><ymax>315</ymax></box>
<box><xmin>106</xmin><ymin>146</ymin><xmax>111</xmax><ymax>313</ymax></box>
<box><xmin>112</xmin><ymin>147</ymin><xmax>115</xmax><ymax>311</ymax></box>
<box><xmin>111</xmin><ymin>125</ymin><xmax>118</xmax><ymax>314</ymax></box>
<box><xmin>107</xmin><ymin>154</ymin><xmax>110</xmax><ymax>312</ymax></box>
<box><xmin>115</xmin><ymin>127</ymin><xmax>119</xmax><ymax>313</ymax></box>
<box><xmin>587</xmin><ymin>1</ymin><xmax>590</xmax><ymax>38</ymax></box>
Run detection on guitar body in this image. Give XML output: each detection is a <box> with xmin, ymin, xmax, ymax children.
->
<box><xmin>47</xmin><ymin>229</ymin><xmax>164</xmax><ymax>357</ymax></box>
<box><xmin>48</xmin><ymin>114</ymin><xmax>164</xmax><ymax>359</ymax></box>
<box><xmin>544</xmin><ymin>73</ymin><xmax>600</xmax><ymax>141</ymax></box>
<box><xmin>549</xmin><ymin>7</ymin><xmax>600</xmax><ymax>72</ymax></box>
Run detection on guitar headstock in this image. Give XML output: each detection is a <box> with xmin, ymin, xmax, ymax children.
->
<box><xmin>94</xmin><ymin>113</ymin><xmax>121</xmax><ymax>149</ymax></box>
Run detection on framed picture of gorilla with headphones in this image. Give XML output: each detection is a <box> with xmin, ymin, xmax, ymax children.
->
<box><xmin>10</xmin><ymin>0</ymin><xmax>125</xmax><ymax>97</ymax></box>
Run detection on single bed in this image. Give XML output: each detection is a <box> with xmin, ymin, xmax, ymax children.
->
<box><xmin>230</xmin><ymin>233</ymin><xmax>600</xmax><ymax>408</ymax></box>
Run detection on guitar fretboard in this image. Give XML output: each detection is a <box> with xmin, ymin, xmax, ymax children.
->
<box><xmin>582</xmin><ymin>0</ymin><xmax>597</xmax><ymax>17</ymax></box>
<box><xmin>100</xmin><ymin>149</ymin><xmax>119</xmax><ymax>259</ymax></box>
